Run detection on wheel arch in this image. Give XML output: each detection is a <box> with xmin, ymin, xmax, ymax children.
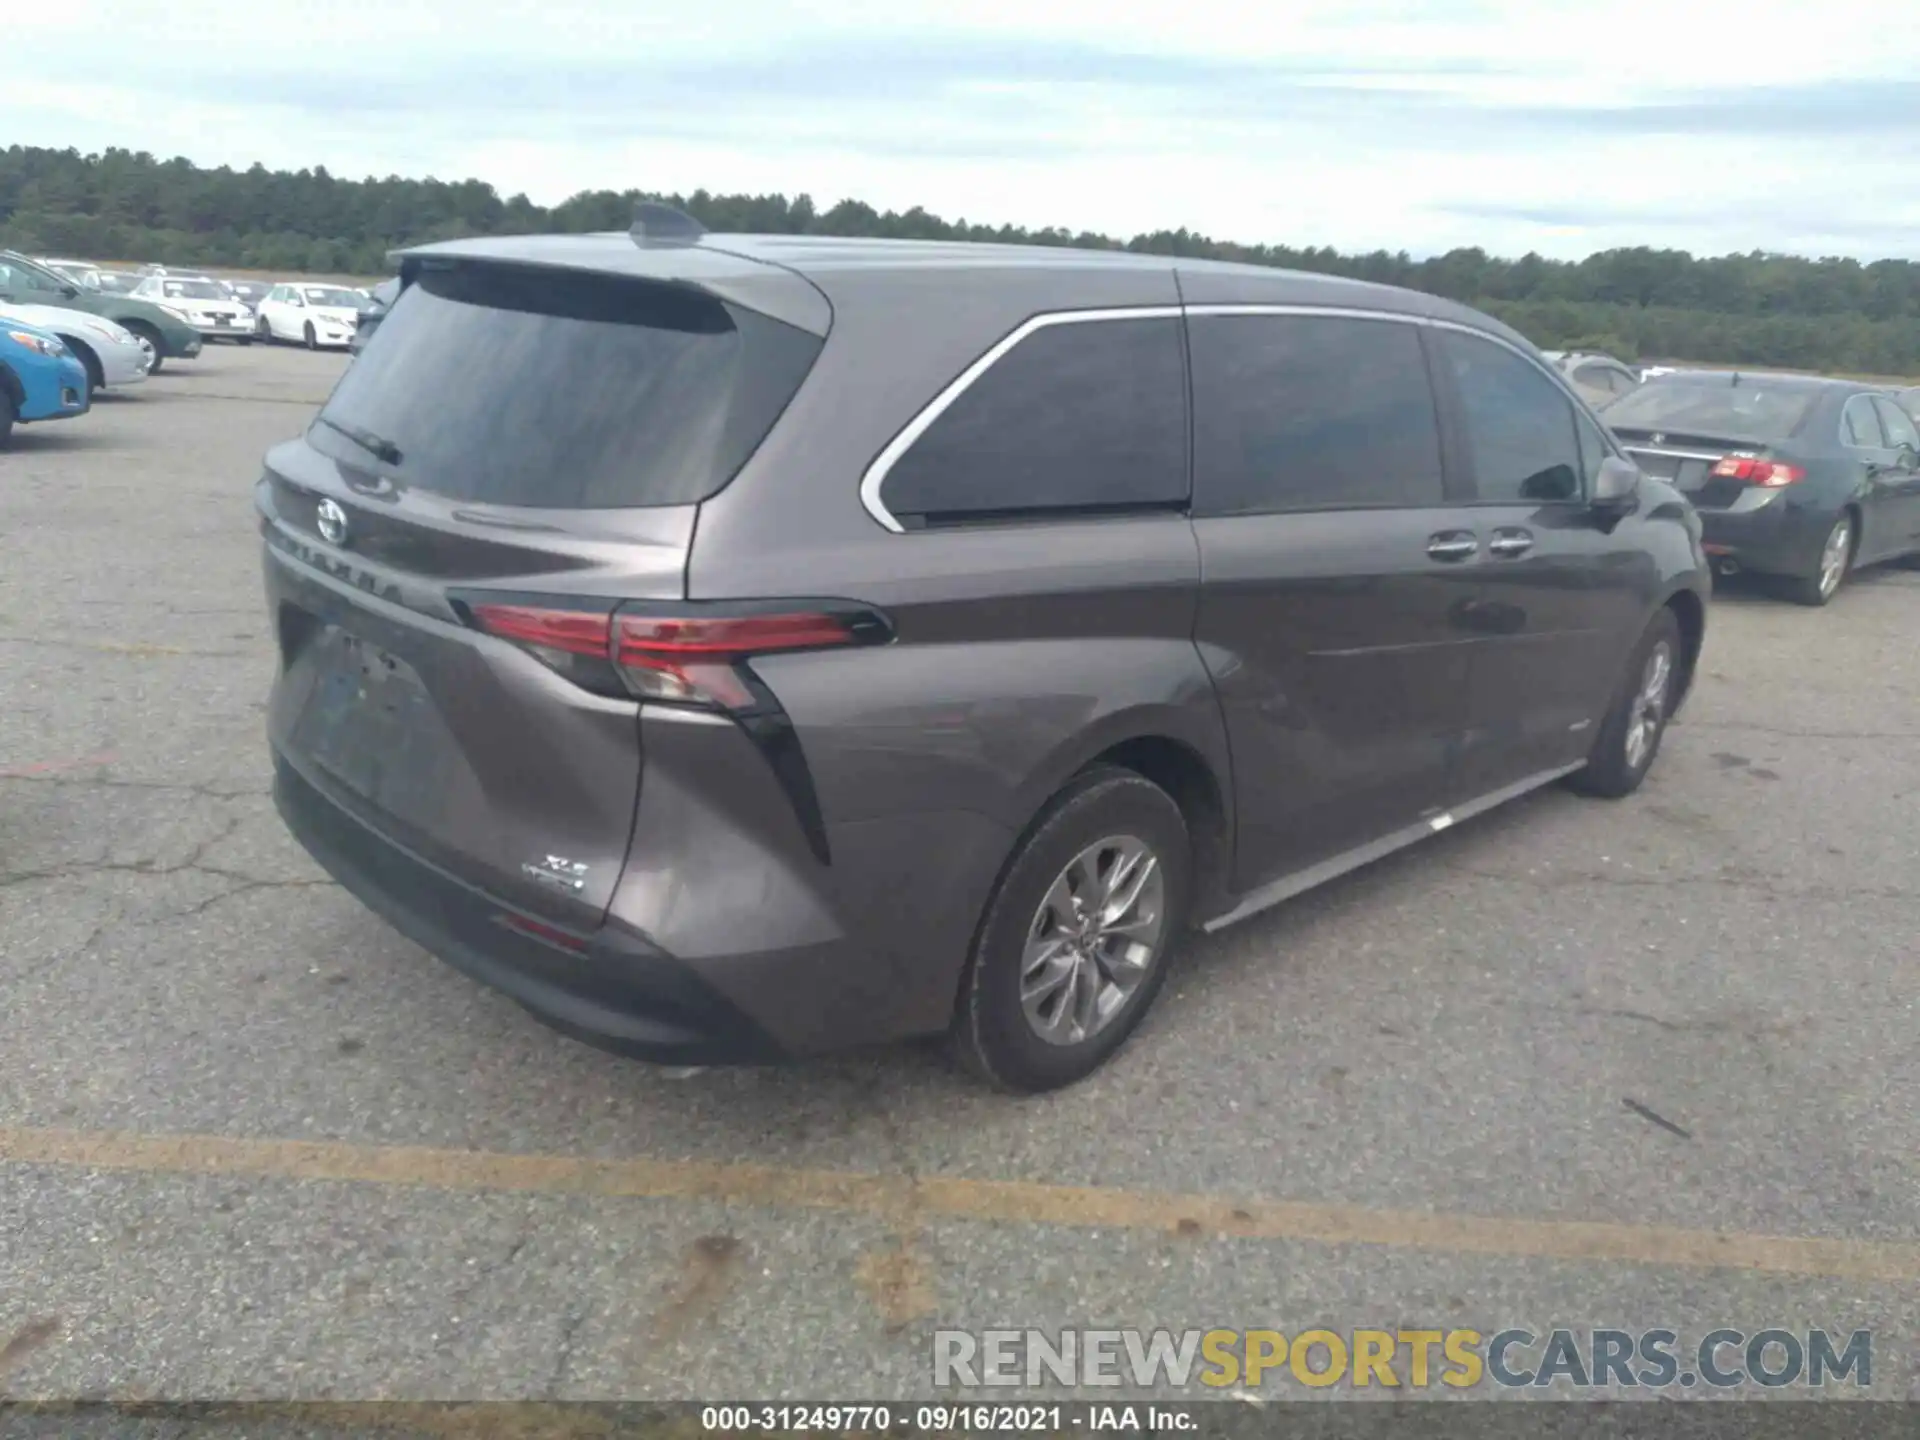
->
<box><xmin>58</xmin><ymin>333</ymin><xmax>103</xmax><ymax>391</ymax></box>
<box><xmin>0</xmin><ymin>360</ymin><xmax>23</xmax><ymax>410</ymax></box>
<box><xmin>1657</xmin><ymin>583</ymin><xmax>1707</xmax><ymax>715</ymax></box>
<box><xmin>1006</xmin><ymin>707</ymin><xmax>1236</xmax><ymax>924</ymax></box>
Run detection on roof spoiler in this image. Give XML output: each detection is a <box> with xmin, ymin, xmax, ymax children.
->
<box><xmin>630</xmin><ymin>201</ymin><xmax>706</xmax><ymax>248</ymax></box>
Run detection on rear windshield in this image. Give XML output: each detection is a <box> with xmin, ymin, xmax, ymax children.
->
<box><xmin>1602</xmin><ymin>380</ymin><xmax>1815</xmax><ymax>443</ymax></box>
<box><xmin>312</xmin><ymin>262</ymin><xmax>823</xmax><ymax>508</ymax></box>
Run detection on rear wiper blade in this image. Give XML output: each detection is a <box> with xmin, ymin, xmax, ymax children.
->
<box><xmin>315</xmin><ymin>414</ymin><xmax>403</xmax><ymax>466</ymax></box>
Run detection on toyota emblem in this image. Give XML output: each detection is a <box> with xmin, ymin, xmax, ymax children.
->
<box><xmin>316</xmin><ymin>498</ymin><xmax>349</xmax><ymax>546</ymax></box>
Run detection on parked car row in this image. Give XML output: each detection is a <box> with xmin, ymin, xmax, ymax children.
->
<box><xmin>30</xmin><ymin>255</ymin><xmax>384</xmax><ymax>354</ymax></box>
<box><xmin>0</xmin><ymin>252</ymin><xmax>391</xmax><ymax>447</ymax></box>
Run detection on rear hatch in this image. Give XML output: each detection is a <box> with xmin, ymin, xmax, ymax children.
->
<box><xmin>1603</xmin><ymin>378</ymin><xmax>1817</xmax><ymax>509</ymax></box>
<box><xmin>261</xmin><ymin>248</ymin><xmax>827</xmax><ymax>929</ymax></box>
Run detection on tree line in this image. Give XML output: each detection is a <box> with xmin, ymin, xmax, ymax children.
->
<box><xmin>4</xmin><ymin>145</ymin><xmax>1917</xmax><ymax>374</ymax></box>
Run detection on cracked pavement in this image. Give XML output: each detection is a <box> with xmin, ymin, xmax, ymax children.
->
<box><xmin>1</xmin><ymin>346</ymin><xmax>1917</xmax><ymax>1402</ymax></box>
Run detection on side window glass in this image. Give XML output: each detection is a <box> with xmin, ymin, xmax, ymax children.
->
<box><xmin>1871</xmin><ymin>397</ymin><xmax>1918</xmax><ymax>452</ymax></box>
<box><xmin>878</xmin><ymin>316</ymin><xmax>1188</xmax><ymax>526</ymax></box>
<box><xmin>1842</xmin><ymin>396</ymin><xmax>1885</xmax><ymax>448</ymax></box>
<box><xmin>1188</xmin><ymin>314</ymin><xmax>1443</xmax><ymax>515</ymax></box>
<box><xmin>1438</xmin><ymin>330</ymin><xmax>1583</xmax><ymax>503</ymax></box>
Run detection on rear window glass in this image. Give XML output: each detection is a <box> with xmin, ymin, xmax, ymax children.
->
<box><xmin>879</xmin><ymin>316</ymin><xmax>1188</xmax><ymax>525</ymax></box>
<box><xmin>312</xmin><ymin>263</ymin><xmax>822</xmax><ymax>508</ymax></box>
<box><xmin>1603</xmin><ymin>380</ymin><xmax>1816</xmax><ymax>444</ymax></box>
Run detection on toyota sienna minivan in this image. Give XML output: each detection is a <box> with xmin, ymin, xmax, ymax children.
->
<box><xmin>261</xmin><ymin>208</ymin><xmax>1711</xmax><ymax>1092</ymax></box>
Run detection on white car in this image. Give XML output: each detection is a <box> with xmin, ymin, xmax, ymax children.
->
<box><xmin>38</xmin><ymin>258</ymin><xmax>105</xmax><ymax>292</ymax></box>
<box><xmin>254</xmin><ymin>283</ymin><xmax>364</xmax><ymax>349</ymax></box>
<box><xmin>0</xmin><ymin>301</ymin><xmax>150</xmax><ymax>392</ymax></box>
<box><xmin>129</xmin><ymin>274</ymin><xmax>255</xmax><ymax>344</ymax></box>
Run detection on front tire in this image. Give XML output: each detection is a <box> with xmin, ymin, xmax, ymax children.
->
<box><xmin>951</xmin><ymin>767</ymin><xmax>1191</xmax><ymax>1093</ymax></box>
<box><xmin>1567</xmin><ymin>607</ymin><xmax>1682</xmax><ymax>799</ymax></box>
<box><xmin>255</xmin><ymin>314</ymin><xmax>272</xmax><ymax>342</ymax></box>
<box><xmin>124</xmin><ymin>322</ymin><xmax>164</xmax><ymax>375</ymax></box>
<box><xmin>70</xmin><ymin>341</ymin><xmax>105</xmax><ymax>396</ymax></box>
<box><xmin>0</xmin><ymin>389</ymin><xmax>15</xmax><ymax>447</ymax></box>
<box><xmin>1787</xmin><ymin>512</ymin><xmax>1854</xmax><ymax>606</ymax></box>
<box><xmin>303</xmin><ymin>322</ymin><xmax>317</xmax><ymax>351</ymax></box>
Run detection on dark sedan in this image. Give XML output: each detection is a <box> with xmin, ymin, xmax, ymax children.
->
<box><xmin>1605</xmin><ymin>372</ymin><xmax>1920</xmax><ymax>605</ymax></box>
<box><xmin>348</xmin><ymin>276</ymin><xmax>400</xmax><ymax>357</ymax></box>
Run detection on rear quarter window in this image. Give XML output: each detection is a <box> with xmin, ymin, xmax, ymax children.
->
<box><xmin>876</xmin><ymin>315</ymin><xmax>1188</xmax><ymax>526</ymax></box>
<box><xmin>312</xmin><ymin>262</ymin><xmax>823</xmax><ymax>508</ymax></box>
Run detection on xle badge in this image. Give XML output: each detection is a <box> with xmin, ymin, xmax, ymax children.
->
<box><xmin>522</xmin><ymin>855</ymin><xmax>589</xmax><ymax>892</ymax></box>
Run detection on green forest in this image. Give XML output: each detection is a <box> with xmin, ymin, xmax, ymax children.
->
<box><xmin>4</xmin><ymin>144</ymin><xmax>1917</xmax><ymax>375</ymax></box>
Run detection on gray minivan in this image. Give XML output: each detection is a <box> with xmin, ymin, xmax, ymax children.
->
<box><xmin>260</xmin><ymin>209</ymin><xmax>1711</xmax><ymax>1092</ymax></box>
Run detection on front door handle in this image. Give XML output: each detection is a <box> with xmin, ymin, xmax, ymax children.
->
<box><xmin>1487</xmin><ymin>528</ymin><xmax>1535</xmax><ymax>559</ymax></box>
<box><xmin>1426</xmin><ymin>532</ymin><xmax>1479</xmax><ymax>563</ymax></box>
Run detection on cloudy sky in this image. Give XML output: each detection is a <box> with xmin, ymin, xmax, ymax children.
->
<box><xmin>9</xmin><ymin>0</ymin><xmax>1920</xmax><ymax>261</ymax></box>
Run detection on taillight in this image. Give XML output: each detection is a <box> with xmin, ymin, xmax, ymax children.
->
<box><xmin>1711</xmin><ymin>454</ymin><xmax>1804</xmax><ymax>488</ymax></box>
<box><xmin>460</xmin><ymin>597</ymin><xmax>889</xmax><ymax>710</ymax></box>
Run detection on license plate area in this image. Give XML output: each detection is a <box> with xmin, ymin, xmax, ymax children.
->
<box><xmin>1674</xmin><ymin>459</ymin><xmax>1710</xmax><ymax>492</ymax></box>
<box><xmin>289</xmin><ymin>625</ymin><xmax>450</xmax><ymax>814</ymax></box>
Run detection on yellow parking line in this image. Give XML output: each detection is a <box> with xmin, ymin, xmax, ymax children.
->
<box><xmin>2</xmin><ymin>1124</ymin><xmax>1915</xmax><ymax>1283</ymax></box>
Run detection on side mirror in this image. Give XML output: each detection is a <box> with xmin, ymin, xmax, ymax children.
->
<box><xmin>59</xmin><ymin>284</ymin><xmax>78</xmax><ymax>299</ymax></box>
<box><xmin>1592</xmin><ymin>456</ymin><xmax>1641</xmax><ymax>513</ymax></box>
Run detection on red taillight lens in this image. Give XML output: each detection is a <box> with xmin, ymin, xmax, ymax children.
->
<box><xmin>469</xmin><ymin>604</ymin><xmax>612</xmax><ymax>657</ymax></box>
<box><xmin>496</xmin><ymin>912</ymin><xmax>588</xmax><ymax>952</ymax></box>
<box><xmin>462</xmin><ymin>597</ymin><xmax>886</xmax><ymax>710</ymax></box>
<box><xmin>1711</xmin><ymin>454</ymin><xmax>1804</xmax><ymax>487</ymax></box>
<box><xmin>614</xmin><ymin>611</ymin><xmax>862</xmax><ymax>709</ymax></box>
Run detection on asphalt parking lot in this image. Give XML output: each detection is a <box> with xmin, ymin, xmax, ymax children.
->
<box><xmin>2</xmin><ymin>343</ymin><xmax>1918</xmax><ymax>1404</ymax></box>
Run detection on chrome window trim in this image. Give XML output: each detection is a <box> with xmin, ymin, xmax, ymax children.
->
<box><xmin>1621</xmin><ymin>445</ymin><xmax>1726</xmax><ymax>463</ymax></box>
<box><xmin>858</xmin><ymin>305</ymin><xmax>1182</xmax><ymax>533</ymax></box>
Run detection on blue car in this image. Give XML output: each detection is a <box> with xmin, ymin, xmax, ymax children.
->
<box><xmin>0</xmin><ymin>318</ymin><xmax>90</xmax><ymax>447</ymax></box>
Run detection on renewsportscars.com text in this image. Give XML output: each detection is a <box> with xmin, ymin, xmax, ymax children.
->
<box><xmin>933</xmin><ymin>1327</ymin><xmax>1872</xmax><ymax>1391</ymax></box>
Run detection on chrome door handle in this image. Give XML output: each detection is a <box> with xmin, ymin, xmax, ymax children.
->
<box><xmin>1487</xmin><ymin>529</ymin><xmax>1534</xmax><ymax>558</ymax></box>
<box><xmin>1426</xmin><ymin>532</ymin><xmax>1479</xmax><ymax>563</ymax></box>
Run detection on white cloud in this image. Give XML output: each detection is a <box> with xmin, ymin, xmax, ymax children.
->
<box><xmin>6</xmin><ymin>0</ymin><xmax>1918</xmax><ymax>260</ymax></box>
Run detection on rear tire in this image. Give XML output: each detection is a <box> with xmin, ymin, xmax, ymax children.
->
<box><xmin>1787</xmin><ymin>512</ymin><xmax>1853</xmax><ymax>606</ymax></box>
<box><xmin>951</xmin><ymin>767</ymin><xmax>1190</xmax><ymax>1093</ymax></box>
<box><xmin>1567</xmin><ymin>607</ymin><xmax>1683</xmax><ymax>800</ymax></box>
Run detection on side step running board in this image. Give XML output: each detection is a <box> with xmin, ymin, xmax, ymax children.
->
<box><xmin>1202</xmin><ymin>761</ymin><xmax>1584</xmax><ymax>933</ymax></box>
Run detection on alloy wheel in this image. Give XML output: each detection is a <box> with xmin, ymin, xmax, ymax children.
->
<box><xmin>1019</xmin><ymin>835</ymin><xmax>1167</xmax><ymax>1047</ymax></box>
<box><xmin>1623</xmin><ymin>640</ymin><xmax>1673</xmax><ymax>772</ymax></box>
<box><xmin>1818</xmin><ymin>518</ymin><xmax>1852</xmax><ymax>600</ymax></box>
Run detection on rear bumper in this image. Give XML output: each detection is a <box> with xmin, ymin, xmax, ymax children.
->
<box><xmin>1697</xmin><ymin>493</ymin><xmax>1825</xmax><ymax>576</ymax></box>
<box><xmin>273</xmin><ymin>753</ymin><xmax>788</xmax><ymax>1066</ymax></box>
